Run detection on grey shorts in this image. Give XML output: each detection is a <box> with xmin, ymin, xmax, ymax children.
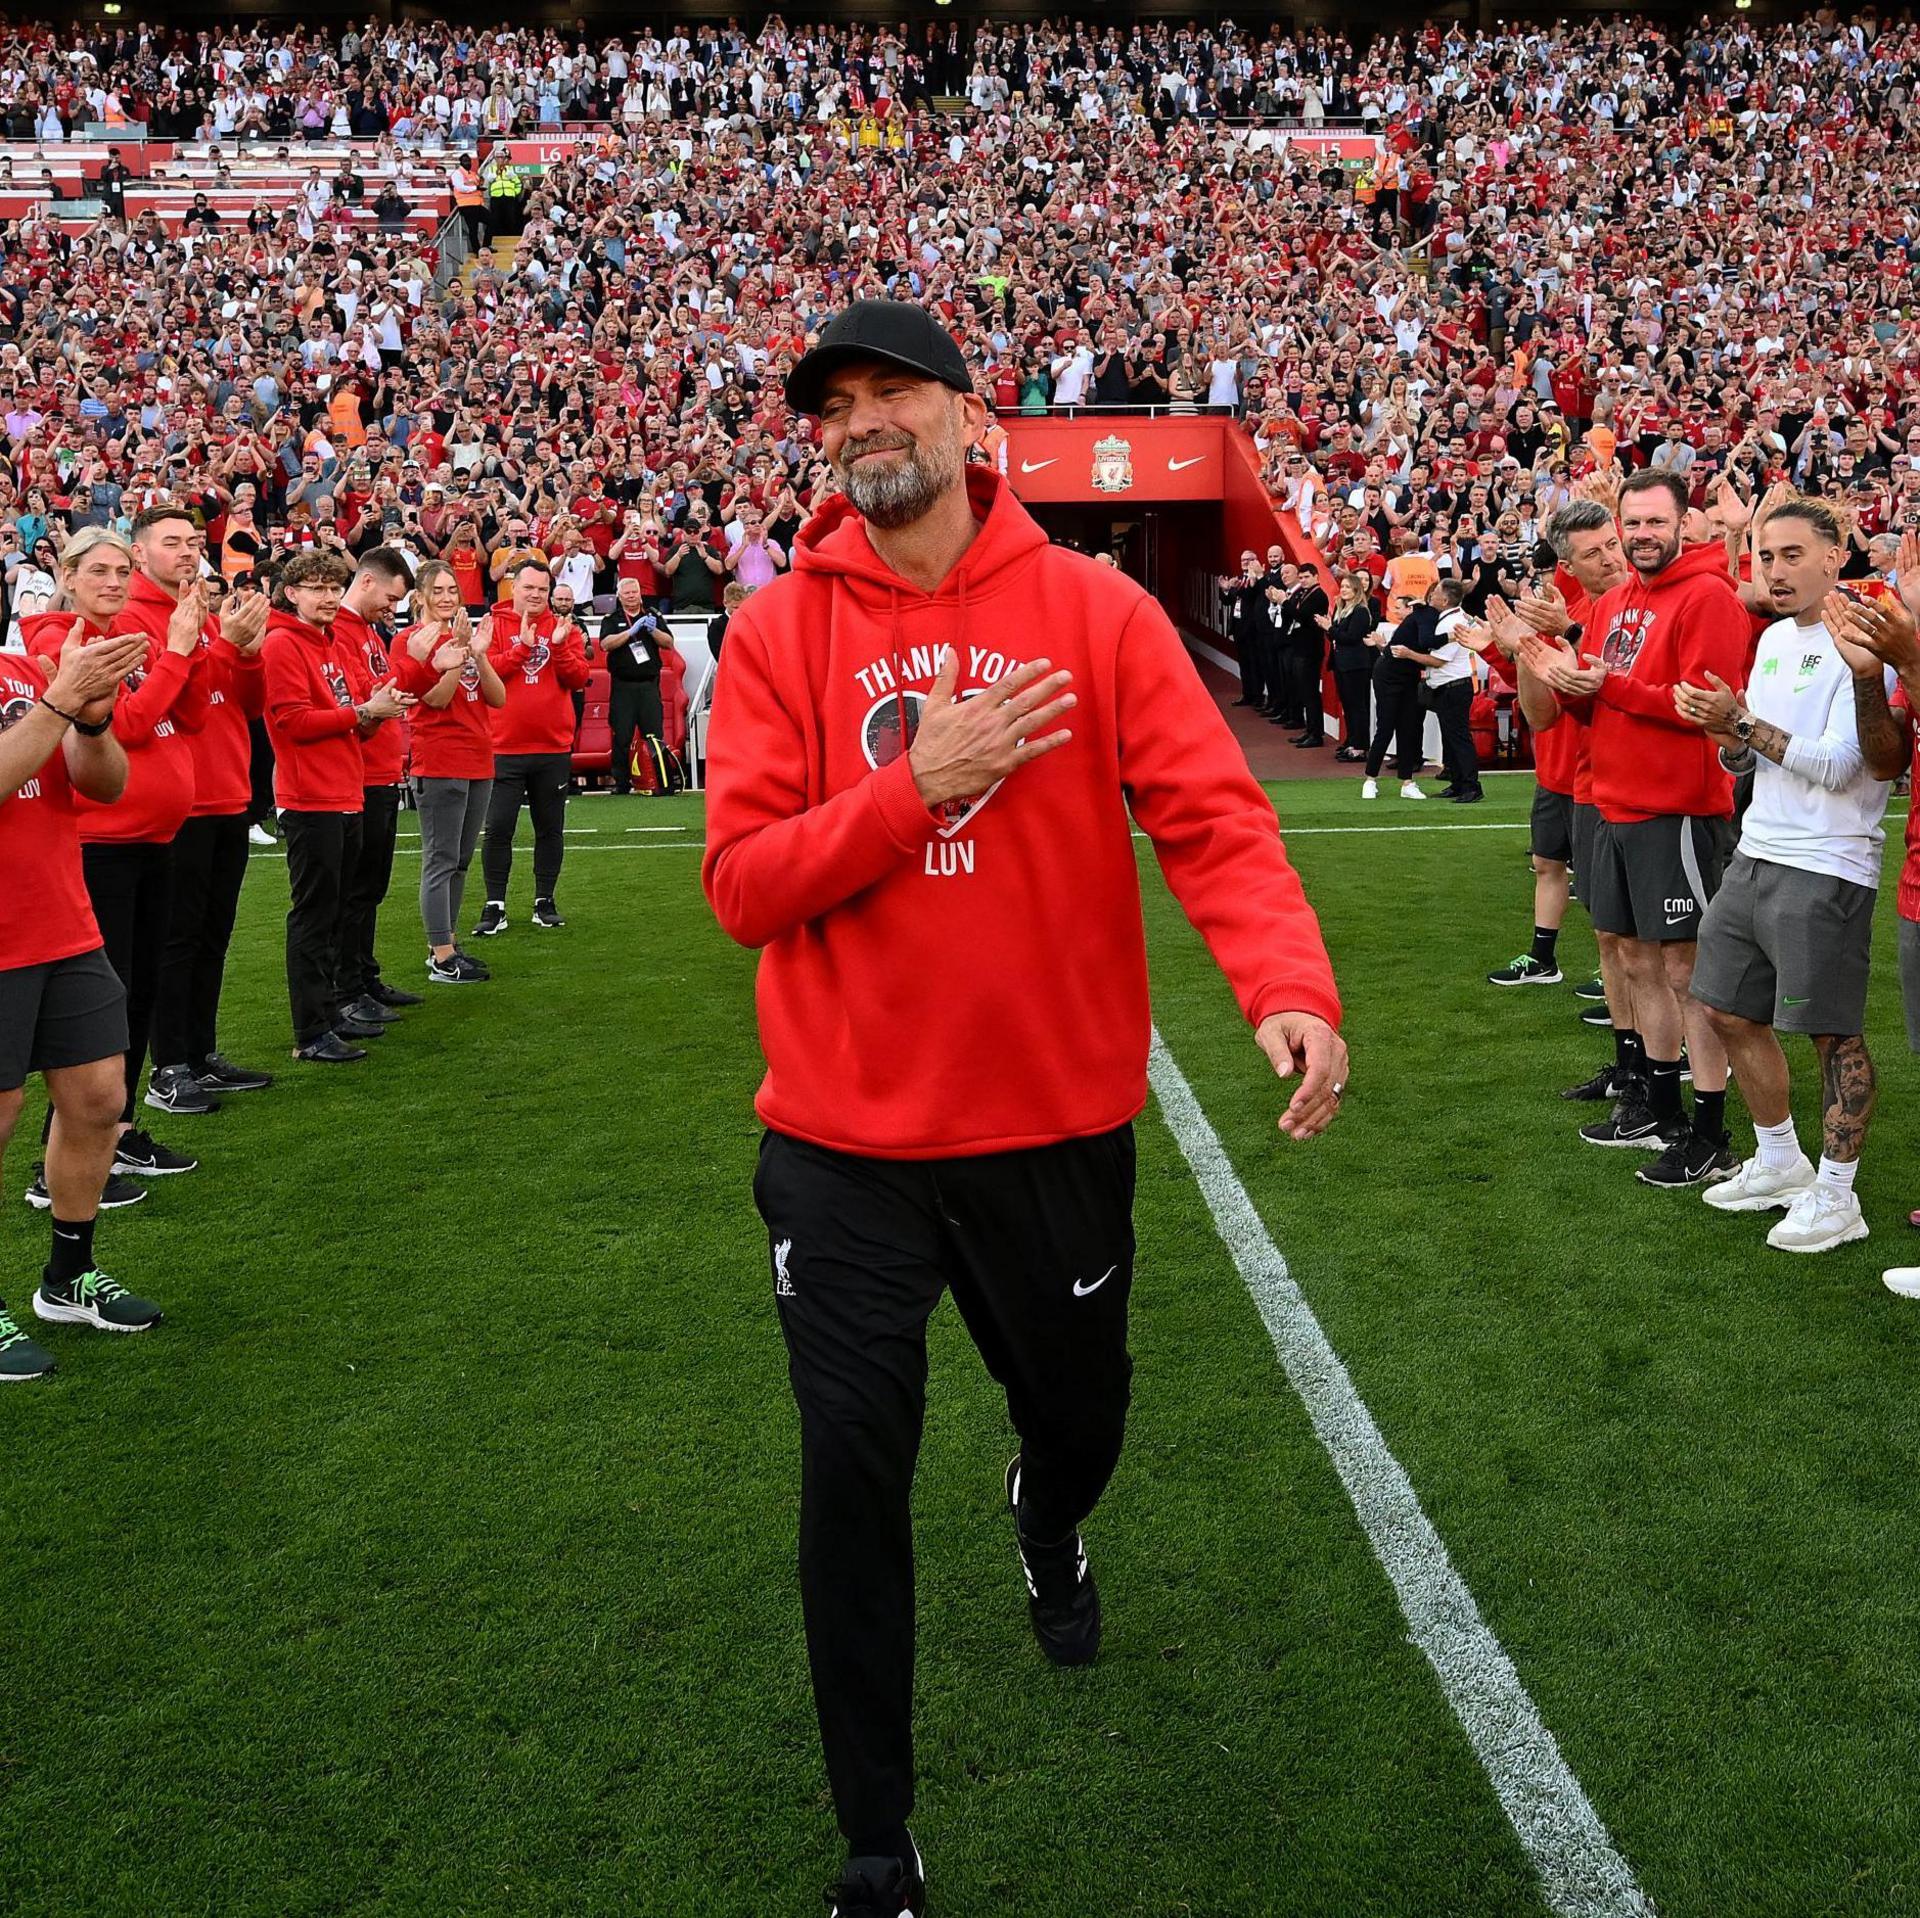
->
<box><xmin>1569</xmin><ymin>801</ymin><xmax>1601</xmax><ymax>905</ymax></box>
<box><xmin>1585</xmin><ymin>812</ymin><xmax>1733</xmax><ymax>942</ymax></box>
<box><xmin>1900</xmin><ymin>917</ymin><xmax>1920</xmax><ymax>1051</ymax></box>
<box><xmin>1691</xmin><ymin>852</ymin><xmax>1876</xmax><ymax>1036</ymax></box>
<box><xmin>1530</xmin><ymin>785</ymin><xmax>1574</xmax><ymax>864</ymax></box>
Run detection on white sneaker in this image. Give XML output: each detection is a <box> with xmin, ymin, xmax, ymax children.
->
<box><xmin>247</xmin><ymin>823</ymin><xmax>275</xmax><ymax>847</ymax></box>
<box><xmin>1360</xmin><ymin>778</ymin><xmax>1379</xmax><ymax>800</ymax></box>
<box><xmin>1882</xmin><ymin>1268</ymin><xmax>1920</xmax><ymax>1298</ymax></box>
<box><xmin>1765</xmin><ymin>1185</ymin><xmax>1869</xmax><ymax>1254</ymax></box>
<box><xmin>1703</xmin><ymin>1153</ymin><xmax>1815</xmax><ymax>1213</ymax></box>
<box><xmin>1400</xmin><ymin>781</ymin><xmax>1427</xmax><ymax>800</ymax></box>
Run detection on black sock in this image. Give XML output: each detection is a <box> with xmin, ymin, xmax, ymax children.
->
<box><xmin>1646</xmin><ymin>1057</ymin><xmax>1683</xmax><ymax>1122</ymax></box>
<box><xmin>1614</xmin><ymin>1028</ymin><xmax>1644</xmax><ymax>1077</ymax></box>
<box><xmin>1530</xmin><ymin>925</ymin><xmax>1559</xmax><ymax>967</ymax></box>
<box><xmin>1693</xmin><ymin>1088</ymin><xmax>1726</xmax><ymax>1138</ymax></box>
<box><xmin>47</xmin><ymin>1215</ymin><xmax>95</xmax><ymax>1287</ymax></box>
<box><xmin>850</xmin><ymin>1826</ymin><xmax>914</xmax><ymax>1866</ymax></box>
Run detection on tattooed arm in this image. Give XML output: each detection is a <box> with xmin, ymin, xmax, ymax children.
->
<box><xmin>1850</xmin><ymin>665</ymin><xmax>1912</xmax><ymax>783</ymax></box>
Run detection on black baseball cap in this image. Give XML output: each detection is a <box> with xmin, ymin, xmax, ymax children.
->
<box><xmin>785</xmin><ymin>300</ymin><xmax>972</xmax><ymax>416</ymax></box>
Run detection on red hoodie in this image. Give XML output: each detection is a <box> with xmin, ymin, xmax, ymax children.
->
<box><xmin>1560</xmin><ymin>542</ymin><xmax>1749</xmax><ymax>824</ymax></box>
<box><xmin>115</xmin><ymin>573</ymin><xmax>263</xmax><ymax>820</ymax></box>
<box><xmin>332</xmin><ymin>602</ymin><xmax>406</xmax><ymax>786</ymax></box>
<box><xmin>28</xmin><ymin>607</ymin><xmax>207</xmax><ymax>844</ymax></box>
<box><xmin>703</xmin><ymin>470</ymin><xmax>1341</xmax><ymax>1160</ymax></box>
<box><xmin>0</xmin><ymin>652</ymin><xmax>99</xmax><ymax>968</ymax></box>
<box><xmin>262</xmin><ymin>609</ymin><xmax>371</xmax><ymax>812</ymax></box>
<box><xmin>489</xmin><ymin>610</ymin><xmax>589</xmax><ymax>755</ymax></box>
<box><xmin>392</xmin><ymin>625</ymin><xmax>495</xmax><ymax>778</ymax></box>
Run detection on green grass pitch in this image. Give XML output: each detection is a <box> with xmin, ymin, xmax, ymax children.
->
<box><xmin>5</xmin><ymin>778</ymin><xmax>1918</xmax><ymax>1916</ymax></box>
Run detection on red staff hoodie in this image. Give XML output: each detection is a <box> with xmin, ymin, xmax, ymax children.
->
<box><xmin>332</xmin><ymin>602</ymin><xmax>407</xmax><ymax>786</ymax></box>
<box><xmin>27</xmin><ymin>607</ymin><xmax>207</xmax><ymax>844</ymax></box>
<box><xmin>1561</xmin><ymin>542</ymin><xmax>1749</xmax><ymax>823</ymax></box>
<box><xmin>702</xmin><ymin>469</ymin><xmax>1341</xmax><ymax>1160</ymax></box>
<box><xmin>114</xmin><ymin>573</ymin><xmax>263</xmax><ymax>821</ymax></box>
<box><xmin>489</xmin><ymin>610</ymin><xmax>590</xmax><ymax>755</ymax></box>
<box><xmin>262</xmin><ymin>609</ymin><xmax>369</xmax><ymax>813</ymax></box>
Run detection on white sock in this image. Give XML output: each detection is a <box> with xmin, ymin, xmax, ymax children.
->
<box><xmin>1753</xmin><ymin>1117</ymin><xmax>1800</xmax><ymax>1170</ymax></box>
<box><xmin>1817</xmin><ymin>1156</ymin><xmax>1859</xmax><ymax>1196</ymax></box>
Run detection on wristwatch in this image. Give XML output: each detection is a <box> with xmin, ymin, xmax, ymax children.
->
<box><xmin>1733</xmin><ymin>711</ymin><xmax>1756</xmax><ymax>743</ymax></box>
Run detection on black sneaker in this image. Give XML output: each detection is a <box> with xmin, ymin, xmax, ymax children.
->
<box><xmin>1574</xmin><ymin>976</ymin><xmax>1607</xmax><ymax>1001</ymax></box>
<box><xmin>1561</xmin><ymin>1062</ymin><xmax>1626</xmax><ymax>1102</ymax></box>
<box><xmin>1578</xmin><ymin>1004</ymin><xmax>1614</xmax><ymax>1027</ymax></box>
<box><xmin>33</xmin><ymin>1267</ymin><xmax>163</xmax><ymax>1333</ymax></box>
<box><xmin>145</xmin><ymin>1065</ymin><xmax>221</xmax><ymax>1116</ymax></box>
<box><xmin>531</xmin><ymin>897</ymin><xmax>565</xmax><ymax>929</ymax></box>
<box><xmin>473</xmin><ymin>901</ymin><xmax>508</xmax><ymax>937</ymax></box>
<box><xmin>428</xmin><ymin>954</ymin><xmax>481</xmax><ymax>985</ymax></box>
<box><xmin>1005</xmin><ymin>1455</ymin><xmax>1101</xmax><ymax>1666</ymax></box>
<box><xmin>1487</xmin><ymin>954</ymin><xmax>1564</xmax><ymax>987</ymax></box>
<box><xmin>113</xmin><ymin>1130</ymin><xmax>197</xmax><ymax>1177</ymax></box>
<box><xmin>826</xmin><ymin>1837</ymin><xmax>926</xmax><ymax>1918</ymax></box>
<box><xmin>343</xmin><ymin>995</ymin><xmax>403</xmax><ymax>1025</ymax></box>
<box><xmin>334</xmin><ymin>1018</ymin><xmax>386</xmax><ymax>1041</ymax></box>
<box><xmin>197</xmin><ymin>1053</ymin><xmax>274</xmax><ymax>1093</ymax></box>
<box><xmin>455</xmin><ymin>947</ymin><xmax>491</xmax><ymax>979</ymax></box>
<box><xmin>1636</xmin><ymin>1127</ymin><xmax>1737</xmax><ymax>1189</ymax></box>
<box><xmin>0</xmin><ymin>1301</ymin><xmax>56</xmax><ymax>1381</ymax></box>
<box><xmin>294</xmin><ymin>1033</ymin><xmax>367</xmax><ymax>1063</ymax></box>
<box><xmin>1578</xmin><ymin>1099</ymin><xmax>1668</xmax><ymax>1149</ymax></box>
<box><xmin>366</xmin><ymin>980</ymin><xmax>425</xmax><ymax>1008</ymax></box>
<box><xmin>26</xmin><ymin>1172</ymin><xmax>149</xmax><ymax>1211</ymax></box>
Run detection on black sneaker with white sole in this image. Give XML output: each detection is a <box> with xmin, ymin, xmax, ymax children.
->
<box><xmin>1578</xmin><ymin>1099</ymin><xmax>1668</xmax><ymax>1149</ymax></box>
<box><xmin>473</xmin><ymin>901</ymin><xmax>508</xmax><ymax>937</ymax></box>
<box><xmin>826</xmin><ymin>1837</ymin><xmax>926</xmax><ymax>1918</ymax></box>
<box><xmin>145</xmin><ymin>1065</ymin><xmax>221</xmax><ymax>1116</ymax></box>
<box><xmin>1487</xmin><ymin>954</ymin><xmax>1563</xmax><ymax>986</ymax></box>
<box><xmin>1561</xmin><ymin>1062</ymin><xmax>1627</xmax><ymax>1103</ymax></box>
<box><xmin>1636</xmin><ymin>1127</ymin><xmax>1737</xmax><ymax>1189</ymax></box>
<box><xmin>0</xmin><ymin>1301</ymin><xmax>56</xmax><ymax>1381</ymax></box>
<box><xmin>33</xmin><ymin>1267</ymin><xmax>163</xmax><ymax>1333</ymax></box>
<box><xmin>427</xmin><ymin>953</ymin><xmax>489</xmax><ymax>984</ymax></box>
<box><xmin>1005</xmin><ymin>1454</ymin><xmax>1101</xmax><ymax>1666</ymax></box>
<box><xmin>113</xmin><ymin>1130</ymin><xmax>197</xmax><ymax>1177</ymax></box>
<box><xmin>1574</xmin><ymin>976</ymin><xmax>1607</xmax><ymax>1001</ymax></box>
<box><xmin>26</xmin><ymin>1170</ymin><xmax>148</xmax><ymax>1210</ymax></box>
<box><xmin>1578</xmin><ymin>1004</ymin><xmax>1614</xmax><ymax>1027</ymax></box>
<box><xmin>197</xmin><ymin>1053</ymin><xmax>274</xmax><ymax>1093</ymax></box>
<box><xmin>531</xmin><ymin>897</ymin><xmax>565</xmax><ymax>929</ymax></box>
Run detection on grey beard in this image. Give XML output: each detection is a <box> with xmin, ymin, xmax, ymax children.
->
<box><xmin>840</xmin><ymin>443</ymin><xmax>957</xmax><ymax>530</ymax></box>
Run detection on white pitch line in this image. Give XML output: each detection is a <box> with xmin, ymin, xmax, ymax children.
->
<box><xmin>247</xmin><ymin>844</ymin><xmax>703</xmax><ymax>862</ymax></box>
<box><xmin>1147</xmin><ymin>1031</ymin><xmax>1655</xmax><ymax>1918</ymax></box>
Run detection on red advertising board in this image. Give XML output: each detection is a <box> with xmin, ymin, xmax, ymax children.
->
<box><xmin>1001</xmin><ymin>416</ymin><xmax>1234</xmax><ymax>504</ymax></box>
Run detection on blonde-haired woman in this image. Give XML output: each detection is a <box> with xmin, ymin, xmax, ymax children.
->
<box><xmin>390</xmin><ymin>559</ymin><xmax>504</xmax><ymax>984</ymax></box>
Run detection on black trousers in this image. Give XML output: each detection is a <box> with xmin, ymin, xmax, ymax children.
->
<box><xmin>1231</xmin><ymin>617</ymin><xmax>1267</xmax><ymax>709</ymax></box>
<box><xmin>754</xmin><ymin>1123</ymin><xmax>1137</xmax><ymax>1849</ymax></box>
<box><xmin>281</xmin><ymin>810</ymin><xmax>363</xmax><ymax>1046</ymax></box>
<box><xmin>151</xmin><ymin>813</ymin><xmax>248</xmax><ymax>1074</ymax></box>
<box><xmin>1365</xmin><ymin>679</ymin><xmax>1425</xmax><ymax>780</ymax></box>
<box><xmin>78</xmin><ymin>840</ymin><xmax>172</xmax><ymax>1124</ymax></box>
<box><xmin>609</xmin><ymin>680</ymin><xmax>664</xmax><ymax>795</ymax></box>
<box><xmin>481</xmin><ymin>751</ymin><xmax>569</xmax><ymax>903</ymax></box>
<box><xmin>1429</xmin><ymin>678</ymin><xmax>1482</xmax><ymax>793</ymax></box>
<box><xmin>247</xmin><ymin>718</ymin><xmax>276</xmax><ymax>827</ymax></box>
<box><xmin>1288</xmin><ymin>643</ymin><xmax>1325</xmax><ymax>738</ymax></box>
<box><xmin>1335</xmin><ymin>666</ymin><xmax>1372</xmax><ymax>750</ymax></box>
<box><xmin>340</xmin><ymin>785</ymin><xmax>401</xmax><ymax>995</ymax></box>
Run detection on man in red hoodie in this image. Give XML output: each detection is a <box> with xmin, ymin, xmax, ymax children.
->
<box><xmin>1529</xmin><ymin>470</ymin><xmax>1751</xmax><ymax>1188</ymax></box>
<box><xmin>472</xmin><ymin>558</ymin><xmax>589</xmax><ymax>937</ymax></box>
<box><xmin>261</xmin><ymin>552</ymin><xmax>413</xmax><ymax>1063</ymax></box>
<box><xmin>142</xmin><ymin>519</ymin><xmax>276</xmax><ymax>1117</ymax></box>
<box><xmin>703</xmin><ymin>300</ymin><xmax>1345</xmax><ymax>1916</ymax></box>
<box><xmin>329</xmin><ymin>547</ymin><xmax>424</xmax><ymax>1026</ymax></box>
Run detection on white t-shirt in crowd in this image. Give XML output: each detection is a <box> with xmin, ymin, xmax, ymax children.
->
<box><xmin>1738</xmin><ymin>614</ymin><xmax>1893</xmax><ymax>889</ymax></box>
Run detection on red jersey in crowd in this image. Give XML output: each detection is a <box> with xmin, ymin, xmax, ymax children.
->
<box><xmin>331</xmin><ymin>602</ymin><xmax>407</xmax><ymax>786</ymax></box>
<box><xmin>703</xmin><ymin>470</ymin><xmax>1341</xmax><ymax>1160</ymax></box>
<box><xmin>0</xmin><ymin>653</ymin><xmax>101</xmax><ymax>969</ymax></box>
<box><xmin>391</xmin><ymin>627</ymin><xmax>496</xmax><ymax>779</ymax></box>
<box><xmin>1559</xmin><ymin>543</ymin><xmax>1750</xmax><ymax>823</ymax></box>
<box><xmin>489</xmin><ymin>610</ymin><xmax>589</xmax><ymax>755</ymax></box>
<box><xmin>27</xmin><ymin>608</ymin><xmax>206</xmax><ymax>844</ymax></box>
<box><xmin>262</xmin><ymin>608</ymin><xmax>370</xmax><ymax>813</ymax></box>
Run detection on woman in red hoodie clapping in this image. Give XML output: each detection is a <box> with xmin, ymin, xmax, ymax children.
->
<box><xmin>260</xmin><ymin>553</ymin><xmax>413</xmax><ymax>1064</ymax></box>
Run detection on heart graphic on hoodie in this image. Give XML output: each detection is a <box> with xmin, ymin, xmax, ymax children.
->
<box><xmin>859</xmin><ymin>687</ymin><xmax>1004</xmax><ymax>839</ymax></box>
